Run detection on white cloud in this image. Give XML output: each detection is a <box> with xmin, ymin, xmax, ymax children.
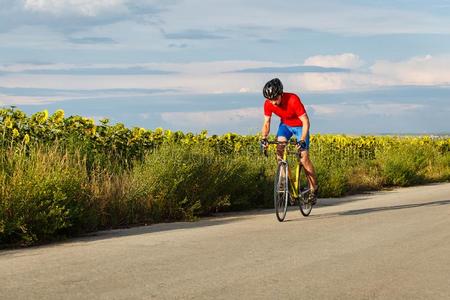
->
<box><xmin>1</xmin><ymin>62</ymin><xmax>75</xmax><ymax>72</ymax></box>
<box><xmin>0</xmin><ymin>94</ymin><xmax>60</xmax><ymax>105</ymax></box>
<box><xmin>304</xmin><ymin>53</ymin><xmax>364</xmax><ymax>69</ymax></box>
<box><xmin>0</xmin><ymin>0</ymin><xmax>172</xmax><ymax>36</ymax></box>
<box><xmin>2</xmin><ymin>54</ymin><xmax>450</xmax><ymax>105</ymax></box>
<box><xmin>1</xmin><ymin>0</ymin><xmax>448</xmax><ymax>37</ymax></box>
<box><xmin>289</xmin><ymin>54</ymin><xmax>450</xmax><ymax>91</ymax></box>
<box><xmin>309</xmin><ymin>104</ymin><xmax>340</xmax><ymax>116</ymax></box>
<box><xmin>0</xmin><ymin>61</ymin><xmax>276</xmax><ymax>75</ymax></box>
<box><xmin>159</xmin><ymin>0</ymin><xmax>450</xmax><ymax>35</ymax></box>
<box><xmin>0</xmin><ymin>61</ymin><xmax>273</xmax><ymax>95</ymax></box>
<box><xmin>371</xmin><ymin>55</ymin><xmax>450</xmax><ymax>85</ymax></box>
<box><xmin>310</xmin><ymin>103</ymin><xmax>425</xmax><ymax>117</ymax></box>
<box><xmin>161</xmin><ymin>107</ymin><xmax>261</xmax><ymax>128</ymax></box>
<box><xmin>295</xmin><ymin>73</ymin><xmax>348</xmax><ymax>91</ymax></box>
<box><xmin>24</xmin><ymin>0</ymin><xmax>125</xmax><ymax>16</ymax></box>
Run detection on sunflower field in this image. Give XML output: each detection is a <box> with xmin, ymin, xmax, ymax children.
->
<box><xmin>1</xmin><ymin>108</ymin><xmax>449</xmax><ymax>245</ymax></box>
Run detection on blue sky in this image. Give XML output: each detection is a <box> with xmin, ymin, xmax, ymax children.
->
<box><xmin>1</xmin><ymin>0</ymin><xmax>450</xmax><ymax>134</ymax></box>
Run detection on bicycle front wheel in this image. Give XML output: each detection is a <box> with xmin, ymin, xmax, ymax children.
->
<box><xmin>274</xmin><ymin>161</ymin><xmax>289</xmax><ymax>222</ymax></box>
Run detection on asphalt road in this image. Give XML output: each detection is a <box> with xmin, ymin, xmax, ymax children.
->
<box><xmin>1</xmin><ymin>183</ymin><xmax>450</xmax><ymax>299</ymax></box>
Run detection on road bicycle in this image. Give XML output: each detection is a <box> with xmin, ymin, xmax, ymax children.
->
<box><xmin>263</xmin><ymin>141</ymin><xmax>313</xmax><ymax>222</ymax></box>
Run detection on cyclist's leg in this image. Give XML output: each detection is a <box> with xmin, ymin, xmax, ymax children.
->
<box><xmin>300</xmin><ymin>151</ymin><xmax>318</xmax><ymax>190</ymax></box>
<box><xmin>276</xmin><ymin>123</ymin><xmax>293</xmax><ymax>161</ymax></box>
<box><xmin>303</xmin><ymin>152</ymin><xmax>319</xmax><ymax>204</ymax></box>
<box><xmin>276</xmin><ymin>123</ymin><xmax>294</xmax><ymax>204</ymax></box>
<box><xmin>292</xmin><ymin>128</ymin><xmax>318</xmax><ymax>191</ymax></box>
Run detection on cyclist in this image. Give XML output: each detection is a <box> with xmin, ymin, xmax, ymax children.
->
<box><xmin>260</xmin><ymin>78</ymin><xmax>319</xmax><ymax>204</ymax></box>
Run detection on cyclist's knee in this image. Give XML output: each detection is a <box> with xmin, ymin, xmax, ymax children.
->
<box><xmin>276</xmin><ymin>143</ymin><xmax>285</xmax><ymax>159</ymax></box>
<box><xmin>300</xmin><ymin>151</ymin><xmax>310</xmax><ymax>164</ymax></box>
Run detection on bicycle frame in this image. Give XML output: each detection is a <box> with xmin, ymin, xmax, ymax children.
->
<box><xmin>266</xmin><ymin>141</ymin><xmax>304</xmax><ymax>199</ymax></box>
<box><xmin>280</xmin><ymin>145</ymin><xmax>302</xmax><ymax>199</ymax></box>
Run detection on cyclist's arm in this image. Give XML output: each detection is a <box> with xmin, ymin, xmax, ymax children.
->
<box><xmin>262</xmin><ymin>115</ymin><xmax>271</xmax><ymax>138</ymax></box>
<box><xmin>299</xmin><ymin>113</ymin><xmax>310</xmax><ymax>141</ymax></box>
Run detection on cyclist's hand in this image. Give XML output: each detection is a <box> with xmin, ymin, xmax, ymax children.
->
<box><xmin>260</xmin><ymin>138</ymin><xmax>269</xmax><ymax>149</ymax></box>
<box><xmin>260</xmin><ymin>138</ymin><xmax>269</xmax><ymax>157</ymax></box>
<box><xmin>296</xmin><ymin>140</ymin><xmax>307</xmax><ymax>151</ymax></box>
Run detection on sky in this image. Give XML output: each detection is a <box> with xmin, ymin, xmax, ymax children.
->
<box><xmin>1</xmin><ymin>0</ymin><xmax>450</xmax><ymax>134</ymax></box>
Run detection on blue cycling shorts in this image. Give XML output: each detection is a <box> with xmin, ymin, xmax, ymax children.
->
<box><xmin>276</xmin><ymin>123</ymin><xmax>310</xmax><ymax>150</ymax></box>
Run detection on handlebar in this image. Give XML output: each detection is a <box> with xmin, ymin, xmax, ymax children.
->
<box><xmin>261</xmin><ymin>140</ymin><xmax>303</xmax><ymax>158</ymax></box>
<box><xmin>266</xmin><ymin>141</ymin><xmax>298</xmax><ymax>145</ymax></box>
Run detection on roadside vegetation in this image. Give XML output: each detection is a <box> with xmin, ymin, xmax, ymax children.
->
<box><xmin>1</xmin><ymin>108</ymin><xmax>449</xmax><ymax>246</ymax></box>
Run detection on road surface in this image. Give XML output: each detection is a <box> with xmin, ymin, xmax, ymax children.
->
<box><xmin>1</xmin><ymin>183</ymin><xmax>450</xmax><ymax>299</ymax></box>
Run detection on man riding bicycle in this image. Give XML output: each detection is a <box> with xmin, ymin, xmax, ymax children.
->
<box><xmin>260</xmin><ymin>78</ymin><xmax>319</xmax><ymax>204</ymax></box>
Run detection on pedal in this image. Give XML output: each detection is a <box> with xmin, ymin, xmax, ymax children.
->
<box><xmin>290</xmin><ymin>196</ymin><xmax>298</xmax><ymax>206</ymax></box>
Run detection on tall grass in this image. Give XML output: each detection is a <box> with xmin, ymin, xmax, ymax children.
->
<box><xmin>1</xmin><ymin>138</ymin><xmax>449</xmax><ymax>246</ymax></box>
<box><xmin>0</xmin><ymin>145</ymin><xmax>96</xmax><ymax>244</ymax></box>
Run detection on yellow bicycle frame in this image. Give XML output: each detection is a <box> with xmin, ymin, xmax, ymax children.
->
<box><xmin>283</xmin><ymin>146</ymin><xmax>301</xmax><ymax>199</ymax></box>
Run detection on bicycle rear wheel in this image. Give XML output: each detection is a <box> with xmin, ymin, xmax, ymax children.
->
<box><xmin>274</xmin><ymin>161</ymin><xmax>289</xmax><ymax>222</ymax></box>
<box><xmin>298</xmin><ymin>166</ymin><xmax>313</xmax><ymax>217</ymax></box>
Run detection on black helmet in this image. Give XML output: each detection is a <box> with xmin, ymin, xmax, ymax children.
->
<box><xmin>263</xmin><ymin>78</ymin><xmax>283</xmax><ymax>100</ymax></box>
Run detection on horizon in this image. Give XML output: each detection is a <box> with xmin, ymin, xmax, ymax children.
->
<box><xmin>3</xmin><ymin>105</ymin><xmax>450</xmax><ymax>138</ymax></box>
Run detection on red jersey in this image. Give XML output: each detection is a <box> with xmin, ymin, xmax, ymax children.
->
<box><xmin>264</xmin><ymin>92</ymin><xmax>306</xmax><ymax>127</ymax></box>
